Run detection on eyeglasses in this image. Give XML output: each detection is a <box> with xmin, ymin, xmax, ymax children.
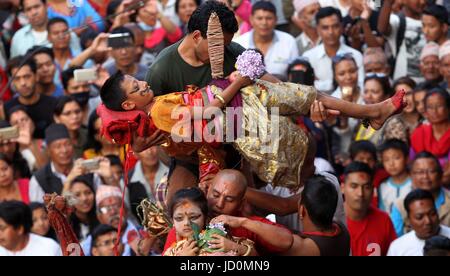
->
<box><xmin>95</xmin><ymin>238</ymin><xmax>118</xmax><ymax>248</ymax></box>
<box><xmin>332</xmin><ymin>53</ymin><xmax>354</xmax><ymax>64</ymax></box>
<box><xmin>412</xmin><ymin>169</ymin><xmax>439</xmax><ymax>176</ymax></box>
<box><xmin>99</xmin><ymin>203</ymin><xmax>121</xmax><ymax>214</ymax></box>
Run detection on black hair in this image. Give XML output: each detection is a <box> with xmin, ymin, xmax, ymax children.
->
<box><xmin>187</xmin><ymin>1</ymin><xmax>238</xmax><ymax>37</ymax></box>
<box><xmin>300</xmin><ymin>175</ymin><xmax>337</xmax><ymax>230</ymax></box>
<box><xmin>412</xmin><ymin>151</ymin><xmax>443</xmax><ymax>176</ymax></box>
<box><xmin>110</xmin><ymin>26</ymin><xmax>135</xmax><ymax>43</ymax></box>
<box><xmin>404</xmin><ymin>189</ymin><xmax>435</xmax><ymax>214</ymax></box>
<box><xmin>47</xmin><ymin>17</ymin><xmax>69</xmax><ymax>32</ymax></box>
<box><xmin>168</xmin><ymin>187</ymin><xmax>208</xmax><ymax>218</ymax></box>
<box><xmin>0</xmin><ymin>200</ymin><xmax>32</xmax><ymax>234</ymax></box>
<box><xmin>331</xmin><ymin>54</ymin><xmax>357</xmax><ymax>91</ymax></box>
<box><xmin>107</xmin><ymin>0</ymin><xmax>122</xmax><ymax>19</ymax></box>
<box><xmin>54</xmin><ymin>95</ymin><xmax>81</xmax><ymax>117</ymax></box>
<box><xmin>80</xmin><ymin>27</ymin><xmax>99</xmax><ymax>50</ymax></box>
<box><xmin>378</xmin><ymin>138</ymin><xmax>409</xmax><ymax>157</ymax></box>
<box><xmin>349</xmin><ymin>140</ymin><xmax>377</xmax><ymax>161</ymax></box>
<box><xmin>344</xmin><ymin>161</ymin><xmax>374</xmax><ymax>182</ymax></box>
<box><xmin>26</xmin><ymin>46</ymin><xmax>55</xmax><ymax>60</ymax></box>
<box><xmin>84</xmin><ymin>111</ymin><xmax>102</xmax><ymax>153</ymax></box>
<box><xmin>251</xmin><ymin>1</ymin><xmax>277</xmax><ymax>16</ymax></box>
<box><xmin>424</xmin><ymin>236</ymin><xmax>450</xmax><ymax>256</ymax></box>
<box><xmin>7</xmin><ymin>105</ymin><xmax>31</xmax><ymax>120</ymax></box>
<box><xmin>91</xmin><ymin>224</ymin><xmax>117</xmax><ymax>250</ymax></box>
<box><xmin>100</xmin><ymin>71</ymin><xmax>127</xmax><ymax>111</ymax></box>
<box><xmin>175</xmin><ymin>0</ymin><xmax>201</xmax><ymax>14</ymax></box>
<box><xmin>316</xmin><ymin>6</ymin><xmax>342</xmax><ymax>25</ymax></box>
<box><xmin>287</xmin><ymin>58</ymin><xmax>315</xmax><ymax>86</ymax></box>
<box><xmin>393</xmin><ymin>76</ymin><xmax>417</xmax><ymax>91</ymax></box>
<box><xmin>20</xmin><ymin>0</ymin><xmax>46</xmax><ymax>9</ymax></box>
<box><xmin>364</xmin><ymin>75</ymin><xmax>393</xmax><ymax>97</ymax></box>
<box><xmin>0</xmin><ymin>122</ymin><xmax>31</xmax><ymax>179</ymax></box>
<box><xmin>423</xmin><ymin>4</ymin><xmax>449</xmax><ymax>25</ymax></box>
<box><xmin>414</xmin><ymin>80</ymin><xmax>438</xmax><ymax>94</ymax></box>
<box><xmin>61</xmin><ymin>66</ymin><xmax>82</xmax><ymax>90</ymax></box>
<box><xmin>6</xmin><ymin>55</ymin><xmax>37</xmax><ymax>76</ymax></box>
<box><xmin>29</xmin><ymin>202</ymin><xmax>57</xmax><ymax>241</ymax></box>
<box><xmin>424</xmin><ymin>87</ymin><xmax>450</xmax><ymax>112</ymax></box>
<box><xmin>105</xmin><ymin>154</ymin><xmax>122</xmax><ymax>168</ymax></box>
<box><xmin>69</xmin><ymin>176</ymin><xmax>99</xmax><ymax>241</ymax></box>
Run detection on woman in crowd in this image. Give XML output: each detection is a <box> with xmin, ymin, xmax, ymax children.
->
<box><xmin>175</xmin><ymin>0</ymin><xmax>200</xmax><ymax>35</ymax></box>
<box><xmin>54</xmin><ymin>96</ymin><xmax>88</xmax><ymax>159</ymax></box>
<box><xmin>68</xmin><ymin>176</ymin><xmax>99</xmax><ymax>242</ymax></box>
<box><xmin>0</xmin><ymin>121</ymin><xmax>31</xmax><ymax>179</ymax></box>
<box><xmin>8</xmin><ymin>106</ymin><xmax>47</xmax><ymax>171</ymax></box>
<box><xmin>0</xmin><ymin>153</ymin><xmax>29</xmax><ymax>203</ymax></box>
<box><xmin>29</xmin><ymin>202</ymin><xmax>57</xmax><ymax>241</ymax></box>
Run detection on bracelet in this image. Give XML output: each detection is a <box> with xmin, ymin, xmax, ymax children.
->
<box><xmin>242</xmin><ymin>243</ymin><xmax>252</xmax><ymax>256</ymax></box>
<box><xmin>212</xmin><ymin>91</ymin><xmax>226</xmax><ymax>106</ymax></box>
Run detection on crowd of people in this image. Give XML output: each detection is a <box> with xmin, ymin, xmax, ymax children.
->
<box><xmin>0</xmin><ymin>0</ymin><xmax>449</xmax><ymax>256</ymax></box>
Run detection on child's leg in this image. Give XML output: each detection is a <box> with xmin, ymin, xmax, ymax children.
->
<box><xmin>316</xmin><ymin>89</ymin><xmax>406</xmax><ymax>130</ymax></box>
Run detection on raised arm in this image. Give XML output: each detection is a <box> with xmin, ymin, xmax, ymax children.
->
<box><xmin>245</xmin><ymin>188</ymin><xmax>300</xmax><ymax>216</ymax></box>
<box><xmin>377</xmin><ymin>0</ymin><xmax>393</xmax><ymax>36</ymax></box>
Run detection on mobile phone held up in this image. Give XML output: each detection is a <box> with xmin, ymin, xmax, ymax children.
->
<box><xmin>81</xmin><ymin>159</ymin><xmax>100</xmax><ymax>171</ymax></box>
<box><xmin>108</xmin><ymin>33</ymin><xmax>134</xmax><ymax>49</ymax></box>
<box><xmin>74</xmin><ymin>68</ymin><xmax>98</xmax><ymax>83</ymax></box>
<box><xmin>0</xmin><ymin>126</ymin><xmax>19</xmax><ymax>140</ymax></box>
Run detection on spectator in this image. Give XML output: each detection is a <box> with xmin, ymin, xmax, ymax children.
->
<box><xmin>53</xmin><ymin>96</ymin><xmax>87</xmax><ymax>159</ymax></box>
<box><xmin>391</xmin><ymin>152</ymin><xmax>450</xmax><ymax>237</ymax></box>
<box><xmin>68</xmin><ymin>176</ymin><xmax>99</xmax><ymax>242</ymax></box>
<box><xmin>4</xmin><ymin>56</ymin><xmax>57</xmax><ymax>139</ymax></box>
<box><xmin>10</xmin><ymin>0</ymin><xmax>82</xmax><ymax>58</ymax></box>
<box><xmin>26</xmin><ymin>46</ymin><xmax>64</xmax><ymax>97</ymax></box>
<box><xmin>439</xmin><ymin>40</ymin><xmax>450</xmax><ymax>91</ymax></box>
<box><xmin>88</xmin><ymin>0</ymin><xmax>111</xmax><ymax>18</ymax></box>
<box><xmin>292</xmin><ymin>0</ymin><xmax>321</xmax><ymax>56</ymax></box>
<box><xmin>342</xmin><ymin>162</ymin><xmax>397</xmax><ymax>256</ymax></box>
<box><xmin>419</xmin><ymin>42</ymin><xmax>443</xmax><ymax>85</ymax></box>
<box><xmin>105</xmin><ymin>154</ymin><xmax>123</xmax><ymax>186</ymax></box>
<box><xmin>382</xmin><ymin>77</ymin><xmax>420</xmax><ymax>143</ymax></box>
<box><xmin>303</xmin><ymin>7</ymin><xmax>364</xmax><ymax>93</ymax></box>
<box><xmin>388</xmin><ymin>189</ymin><xmax>450</xmax><ymax>256</ymax></box>
<box><xmin>83</xmin><ymin>112</ymin><xmax>125</xmax><ymax>161</ymax></box>
<box><xmin>410</xmin><ymin>88</ymin><xmax>450</xmax><ymax>168</ymax></box>
<box><xmin>287</xmin><ymin>57</ymin><xmax>315</xmax><ymax>86</ymax></box>
<box><xmin>378</xmin><ymin>0</ymin><xmax>427</xmax><ymax>83</ymax></box>
<box><xmin>47</xmin><ymin>0</ymin><xmax>105</xmax><ymax>33</ymax></box>
<box><xmin>90</xmin><ymin>224</ymin><xmax>124</xmax><ymax>256</ymax></box>
<box><xmin>124</xmin><ymin>23</ymin><xmax>147</xmax><ymax>66</ymax></box>
<box><xmin>28</xmin><ymin>123</ymin><xmax>103</xmax><ymax>202</ymax></box>
<box><xmin>342</xmin><ymin>0</ymin><xmax>384</xmax><ymax>51</ymax></box>
<box><xmin>137</xmin><ymin>0</ymin><xmax>182</xmax><ymax>64</ymax></box>
<box><xmin>29</xmin><ymin>202</ymin><xmax>56</xmax><ymax>241</ymax></box>
<box><xmin>78</xmin><ymin>28</ymin><xmax>109</xmax><ymax>66</ymax></box>
<box><xmin>423</xmin><ymin>235</ymin><xmax>450</xmax><ymax>256</ymax></box>
<box><xmin>8</xmin><ymin>106</ymin><xmax>48</xmax><ymax>171</ymax></box>
<box><xmin>0</xmin><ymin>200</ymin><xmax>61</xmax><ymax>256</ymax></box>
<box><xmin>422</xmin><ymin>4</ymin><xmax>449</xmax><ymax>46</ymax></box>
<box><xmin>47</xmin><ymin>18</ymin><xmax>84</xmax><ymax>72</ymax></box>
<box><xmin>0</xmin><ymin>121</ymin><xmax>32</xmax><ymax>179</ymax></box>
<box><xmin>175</xmin><ymin>0</ymin><xmax>201</xmax><ymax>35</ymax></box>
<box><xmin>103</xmin><ymin>27</ymin><xmax>148</xmax><ymax>81</ymax></box>
<box><xmin>0</xmin><ymin>153</ymin><xmax>30</xmax><ymax>203</ymax></box>
<box><xmin>363</xmin><ymin>47</ymin><xmax>391</xmax><ymax>76</ymax></box>
<box><xmin>61</xmin><ymin>67</ymin><xmax>102</xmax><ymax>126</ymax></box>
<box><xmin>412</xmin><ymin>81</ymin><xmax>435</xmax><ymax>120</ymax></box>
<box><xmin>81</xmin><ymin>185</ymin><xmax>137</xmax><ymax>256</ymax></box>
<box><xmin>220</xmin><ymin>0</ymin><xmax>252</xmax><ymax>38</ymax></box>
<box><xmin>68</xmin><ymin>32</ymin><xmax>110</xmax><ymax>69</ymax></box>
<box><xmin>378</xmin><ymin>139</ymin><xmax>413</xmax><ymax>216</ymax></box>
<box><xmin>235</xmin><ymin>1</ymin><xmax>298</xmax><ymax>80</ymax></box>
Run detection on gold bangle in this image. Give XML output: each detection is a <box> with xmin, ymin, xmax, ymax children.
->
<box><xmin>242</xmin><ymin>243</ymin><xmax>252</xmax><ymax>256</ymax></box>
<box><xmin>213</xmin><ymin>94</ymin><xmax>226</xmax><ymax>106</ymax></box>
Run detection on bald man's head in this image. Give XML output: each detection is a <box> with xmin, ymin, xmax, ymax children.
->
<box><xmin>207</xmin><ymin>169</ymin><xmax>248</xmax><ymax>217</ymax></box>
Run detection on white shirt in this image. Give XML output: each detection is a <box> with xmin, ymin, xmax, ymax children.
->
<box><xmin>261</xmin><ymin>170</ymin><xmax>346</xmax><ymax>232</ymax></box>
<box><xmin>378</xmin><ymin>177</ymin><xmax>413</xmax><ymax>215</ymax></box>
<box><xmin>385</xmin><ymin>14</ymin><xmax>426</xmax><ymax>83</ymax></box>
<box><xmin>387</xmin><ymin>225</ymin><xmax>450</xmax><ymax>256</ymax></box>
<box><xmin>296</xmin><ymin>32</ymin><xmax>322</xmax><ymax>56</ymax></box>
<box><xmin>303</xmin><ymin>43</ymin><xmax>364</xmax><ymax>94</ymax></box>
<box><xmin>319</xmin><ymin>0</ymin><xmax>351</xmax><ymax>17</ymax></box>
<box><xmin>235</xmin><ymin>30</ymin><xmax>299</xmax><ymax>79</ymax></box>
<box><xmin>0</xmin><ymin>234</ymin><xmax>61</xmax><ymax>256</ymax></box>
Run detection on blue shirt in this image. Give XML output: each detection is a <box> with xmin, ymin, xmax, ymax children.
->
<box><xmin>391</xmin><ymin>188</ymin><xmax>446</xmax><ymax>237</ymax></box>
<box><xmin>47</xmin><ymin>2</ymin><xmax>105</xmax><ymax>33</ymax></box>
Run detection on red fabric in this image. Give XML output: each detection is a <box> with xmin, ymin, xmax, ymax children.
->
<box><xmin>346</xmin><ymin>207</ymin><xmax>397</xmax><ymax>256</ymax></box>
<box><xmin>372</xmin><ymin>168</ymin><xmax>389</xmax><ymax>208</ymax></box>
<box><xmin>96</xmin><ymin>104</ymin><xmax>157</xmax><ymax>145</ymax></box>
<box><xmin>0</xmin><ymin>66</ymin><xmax>12</xmax><ymax>102</ymax></box>
<box><xmin>17</xmin><ymin>179</ymin><xmax>30</xmax><ymax>205</ymax></box>
<box><xmin>411</xmin><ymin>124</ymin><xmax>450</xmax><ymax>158</ymax></box>
<box><xmin>144</xmin><ymin>27</ymin><xmax>182</xmax><ymax>50</ymax></box>
<box><xmin>163</xmin><ymin>216</ymin><xmax>289</xmax><ymax>255</ymax></box>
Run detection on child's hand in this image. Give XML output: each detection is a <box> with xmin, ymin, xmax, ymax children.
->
<box><xmin>176</xmin><ymin>239</ymin><xmax>199</xmax><ymax>256</ymax></box>
<box><xmin>208</xmin><ymin>234</ymin><xmax>238</xmax><ymax>252</ymax></box>
<box><xmin>233</xmin><ymin>73</ymin><xmax>252</xmax><ymax>87</ymax></box>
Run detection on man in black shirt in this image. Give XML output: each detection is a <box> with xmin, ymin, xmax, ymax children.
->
<box><xmin>4</xmin><ymin>56</ymin><xmax>56</xmax><ymax>139</ymax></box>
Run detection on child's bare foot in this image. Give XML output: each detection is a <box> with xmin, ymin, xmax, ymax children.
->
<box><xmin>369</xmin><ymin>89</ymin><xmax>407</xmax><ymax>130</ymax></box>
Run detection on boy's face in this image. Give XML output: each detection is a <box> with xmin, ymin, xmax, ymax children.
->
<box><xmin>120</xmin><ymin>75</ymin><xmax>154</xmax><ymax>111</ymax></box>
<box><xmin>381</xmin><ymin>148</ymin><xmax>408</xmax><ymax>178</ymax></box>
<box><xmin>353</xmin><ymin>151</ymin><xmax>376</xmax><ymax>169</ymax></box>
<box><xmin>422</xmin><ymin>14</ymin><xmax>445</xmax><ymax>42</ymax></box>
<box><xmin>404</xmin><ymin>0</ymin><xmax>426</xmax><ymax>14</ymax></box>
